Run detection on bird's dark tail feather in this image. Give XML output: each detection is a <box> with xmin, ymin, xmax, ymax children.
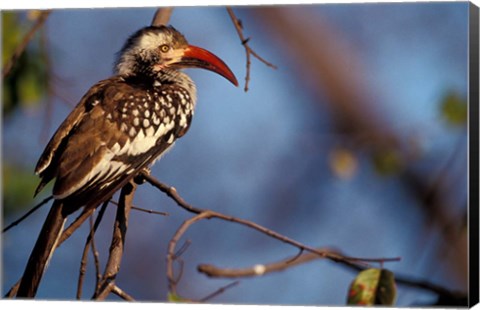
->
<box><xmin>16</xmin><ymin>200</ymin><xmax>67</xmax><ymax>298</ymax></box>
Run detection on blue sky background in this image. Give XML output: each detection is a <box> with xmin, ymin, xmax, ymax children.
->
<box><xmin>2</xmin><ymin>3</ymin><xmax>470</xmax><ymax>306</ymax></box>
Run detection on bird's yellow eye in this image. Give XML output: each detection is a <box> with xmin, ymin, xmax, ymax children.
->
<box><xmin>160</xmin><ymin>45</ymin><xmax>170</xmax><ymax>53</ymax></box>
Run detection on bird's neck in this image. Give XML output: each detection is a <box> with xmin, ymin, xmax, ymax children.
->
<box><xmin>157</xmin><ymin>69</ymin><xmax>195</xmax><ymax>92</ymax></box>
<box><xmin>156</xmin><ymin>69</ymin><xmax>197</xmax><ymax>107</ymax></box>
<box><xmin>122</xmin><ymin>69</ymin><xmax>197</xmax><ymax>106</ymax></box>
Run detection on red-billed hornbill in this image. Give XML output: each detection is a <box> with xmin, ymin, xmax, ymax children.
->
<box><xmin>16</xmin><ymin>25</ymin><xmax>238</xmax><ymax>297</ymax></box>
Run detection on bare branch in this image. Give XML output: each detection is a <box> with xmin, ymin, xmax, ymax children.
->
<box><xmin>3</xmin><ymin>10</ymin><xmax>52</xmax><ymax>79</ymax></box>
<box><xmin>131</xmin><ymin>206</ymin><xmax>169</xmax><ymax>216</ymax></box>
<box><xmin>2</xmin><ymin>196</ymin><xmax>53</xmax><ymax>233</ymax></box>
<box><xmin>93</xmin><ymin>182</ymin><xmax>136</xmax><ymax>300</ymax></box>
<box><xmin>142</xmin><ymin>172</ymin><xmax>203</xmax><ymax>214</ymax></box>
<box><xmin>198</xmin><ymin>248</ymin><xmax>332</xmax><ymax>278</ymax></box>
<box><xmin>111</xmin><ymin>284</ymin><xmax>135</xmax><ymax>301</ymax></box>
<box><xmin>76</xmin><ymin>201</ymin><xmax>108</xmax><ymax>299</ymax></box>
<box><xmin>174</xmin><ymin>239</ymin><xmax>192</xmax><ymax>259</ymax></box>
<box><xmin>151</xmin><ymin>8</ymin><xmax>173</xmax><ymax>26</ymax></box>
<box><xmin>198</xmin><ymin>281</ymin><xmax>240</xmax><ymax>302</ymax></box>
<box><xmin>145</xmin><ymin>162</ymin><xmax>402</xmax><ymax>298</ymax></box>
<box><xmin>226</xmin><ymin>7</ymin><xmax>277</xmax><ymax>91</ymax></box>
<box><xmin>167</xmin><ymin>213</ymin><xmax>210</xmax><ymax>295</ymax></box>
<box><xmin>163</xmin><ymin>202</ymin><xmax>400</xmax><ymax>296</ymax></box>
<box><xmin>109</xmin><ymin>199</ymin><xmax>169</xmax><ymax>216</ymax></box>
<box><xmin>197</xmin><ymin>244</ymin><xmax>465</xmax><ymax>302</ymax></box>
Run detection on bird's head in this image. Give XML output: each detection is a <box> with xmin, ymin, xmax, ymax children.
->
<box><xmin>115</xmin><ymin>25</ymin><xmax>238</xmax><ymax>86</ymax></box>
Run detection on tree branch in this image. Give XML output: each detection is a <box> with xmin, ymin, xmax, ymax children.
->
<box><xmin>93</xmin><ymin>181</ymin><xmax>136</xmax><ymax>300</ymax></box>
<box><xmin>76</xmin><ymin>201</ymin><xmax>108</xmax><ymax>299</ymax></box>
<box><xmin>151</xmin><ymin>8</ymin><xmax>173</xmax><ymax>27</ymax></box>
<box><xmin>198</xmin><ymin>281</ymin><xmax>240</xmax><ymax>302</ymax></box>
<box><xmin>226</xmin><ymin>7</ymin><xmax>277</xmax><ymax>92</ymax></box>
<box><xmin>144</xmin><ymin>171</ymin><xmax>401</xmax><ymax>297</ymax></box>
<box><xmin>2</xmin><ymin>195</ymin><xmax>53</xmax><ymax>233</ymax></box>
<box><xmin>197</xmin><ymin>243</ymin><xmax>466</xmax><ymax>301</ymax></box>
<box><xmin>198</xmin><ymin>247</ymin><xmax>332</xmax><ymax>278</ymax></box>
<box><xmin>111</xmin><ymin>284</ymin><xmax>135</xmax><ymax>301</ymax></box>
<box><xmin>3</xmin><ymin>10</ymin><xmax>52</xmax><ymax>79</ymax></box>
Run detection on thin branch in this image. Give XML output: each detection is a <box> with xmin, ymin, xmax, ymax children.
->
<box><xmin>10</xmin><ymin>199</ymin><xmax>114</xmax><ymax>299</ymax></box>
<box><xmin>198</xmin><ymin>247</ymin><xmax>332</xmax><ymax>278</ymax></box>
<box><xmin>151</xmin><ymin>8</ymin><xmax>173</xmax><ymax>27</ymax></box>
<box><xmin>164</xmin><ymin>208</ymin><xmax>400</xmax><ymax>297</ymax></box>
<box><xmin>91</xmin><ymin>221</ymin><xmax>103</xmax><ymax>294</ymax></box>
<box><xmin>76</xmin><ymin>201</ymin><xmax>108</xmax><ymax>299</ymax></box>
<box><xmin>94</xmin><ymin>281</ymin><xmax>115</xmax><ymax>300</ymax></box>
<box><xmin>198</xmin><ymin>281</ymin><xmax>240</xmax><ymax>302</ymax></box>
<box><xmin>167</xmin><ymin>212</ymin><xmax>211</xmax><ymax>295</ymax></box>
<box><xmin>77</xmin><ymin>216</ymin><xmax>94</xmax><ymax>299</ymax></box>
<box><xmin>111</xmin><ymin>284</ymin><xmax>135</xmax><ymax>301</ymax></box>
<box><xmin>142</xmin><ymin>172</ymin><xmax>203</xmax><ymax>214</ymax></box>
<box><xmin>197</xmin><ymin>244</ymin><xmax>465</xmax><ymax>300</ymax></box>
<box><xmin>174</xmin><ymin>259</ymin><xmax>185</xmax><ymax>286</ymax></box>
<box><xmin>174</xmin><ymin>239</ymin><xmax>192</xmax><ymax>259</ymax></box>
<box><xmin>93</xmin><ymin>182</ymin><xmax>136</xmax><ymax>300</ymax></box>
<box><xmin>131</xmin><ymin>206</ymin><xmax>169</xmax><ymax>216</ymax></box>
<box><xmin>109</xmin><ymin>199</ymin><xmax>169</xmax><ymax>216</ymax></box>
<box><xmin>147</xmin><ymin>170</ymin><xmax>401</xmax><ymax>296</ymax></box>
<box><xmin>226</xmin><ymin>7</ymin><xmax>277</xmax><ymax>91</ymax></box>
<box><xmin>3</xmin><ymin>10</ymin><xmax>52</xmax><ymax>79</ymax></box>
<box><xmin>2</xmin><ymin>196</ymin><xmax>53</xmax><ymax>233</ymax></box>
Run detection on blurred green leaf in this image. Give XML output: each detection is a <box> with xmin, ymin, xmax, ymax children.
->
<box><xmin>167</xmin><ymin>292</ymin><xmax>189</xmax><ymax>302</ymax></box>
<box><xmin>371</xmin><ymin>148</ymin><xmax>403</xmax><ymax>176</ymax></box>
<box><xmin>2</xmin><ymin>11</ymin><xmax>48</xmax><ymax>116</ymax></box>
<box><xmin>2</xmin><ymin>162</ymin><xmax>39</xmax><ymax>216</ymax></box>
<box><xmin>2</xmin><ymin>12</ymin><xmax>23</xmax><ymax>65</ymax></box>
<box><xmin>440</xmin><ymin>92</ymin><xmax>467</xmax><ymax>127</ymax></box>
<box><xmin>347</xmin><ymin>268</ymin><xmax>397</xmax><ymax>306</ymax></box>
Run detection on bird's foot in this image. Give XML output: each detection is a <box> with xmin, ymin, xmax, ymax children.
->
<box><xmin>134</xmin><ymin>167</ymin><xmax>151</xmax><ymax>184</ymax></box>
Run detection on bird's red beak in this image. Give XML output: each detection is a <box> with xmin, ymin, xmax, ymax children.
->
<box><xmin>181</xmin><ymin>45</ymin><xmax>238</xmax><ymax>86</ymax></box>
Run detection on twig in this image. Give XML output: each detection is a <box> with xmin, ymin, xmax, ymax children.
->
<box><xmin>2</xmin><ymin>10</ymin><xmax>52</xmax><ymax>79</ymax></box>
<box><xmin>151</xmin><ymin>8</ymin><xmax>173</xmax><ymax>27</ymax></box>
<box><xmin>94</xmin><ymin>281</ymin><xmax>115</xmax><ymax>300</ymax></box>
<box><xmin>111</xmin><ymin>284</ymin><xmax>135</xmax><ymax>301</ymax></box>
<box><xmin>109</xmin><ymin>199</ymin><xmax>169</xmax><ymax>216</ymax></box>
<box><xmin>198</xmin><ymin>281</ymin><xmax>240</xmax><ymax>302</ymax></box>
<box><xmin>164</xmin><ymin>208</ymin><xmax>400</xmax><ymax>296</ymax></box>
<box><xmin>12</xmin><ymin>198</ymin><xmax>105</xmax><ymax>296</ymax></box>
<box><xmin>142</xmin><ymin>172</ymin><xmax>203</xmax><ymax>214</ymax></box>
<box><xmin>198</xmin><ymin>247</ymin><xmax>332</xmax><ymax>278</ymax></box>
<box><xmin>175</xmin><ymin>239</ymin><xmax>192</xmax><ymax>259</ymax></box>
<box><xmin>77</xmin><ymin>216</ymin><xmax>94</xmax><ymax>299</ymax></box>
<box><xmin>76</xmin><ymin>201</ymin><xmax>108</xmax><ymax>299</ymax></box>
<box><xmin>174</xmin><ymin>259</ymin><xmax>185</xmax><ymax>286</ymax></box>
<box><xmin>91</xmin><ymin>218</ymin><xmax>103</xmax><ymax>294</ymax></box>
<box><xmin>93</xmin><ymin>182</ymin><xmax>136</xmax><ymax>300</ymax></box>
<box><xmin>167</xmin><ymin>212</ymin><xmax>210</xmax><ymax>295</ymax></box>
<box><xmin>197</xmin><ymin>244</ymin><xmax>465</xmax><ymax>301</ymax></box>
<box><xmin>132</xmin><ymin>206</ymin><xmax>169</xmax><ymax>216</ymax></box>
<box><xmin>226</xmin><ymin>7</ymin><xmax>277</xmax><ymax>91</ymax></box>
<box><xmin>147</xmin><ymin>172</ymin><xmax>401</xmax><ymax>296</ymax></box>
<box><xmin>2</xmin><ymin>196</ymin><xmax>53</xmax><ymax>233</ymax></box>
<box><xmin>144</xmin><ymin>172</ymin><xmax>402</xmax><ymax>268</ymax></box>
